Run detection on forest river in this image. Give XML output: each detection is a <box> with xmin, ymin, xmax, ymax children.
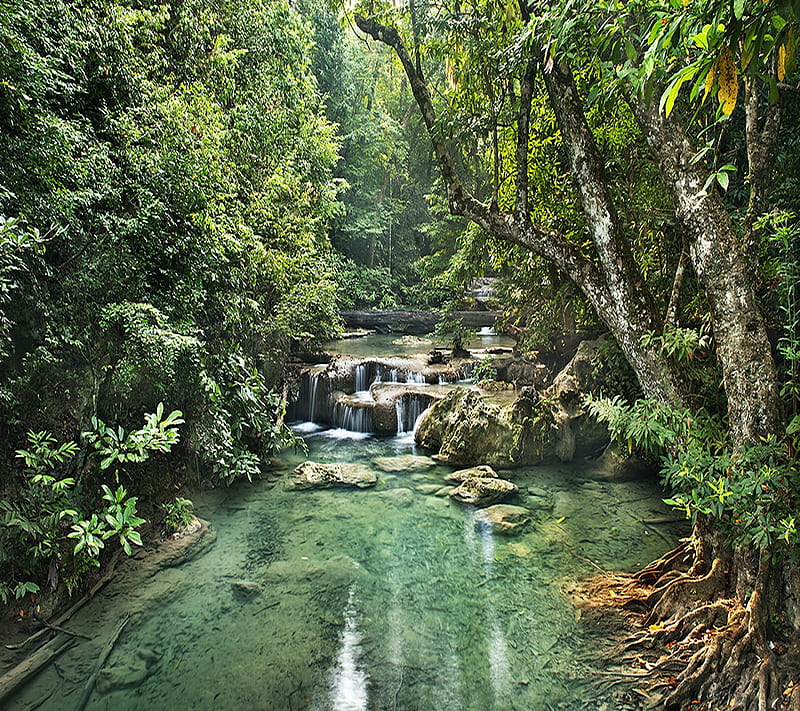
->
<box><xmin>5</xmin><ymin>335</ymin><xmax>687</xmax><ymax>711</ymax></box>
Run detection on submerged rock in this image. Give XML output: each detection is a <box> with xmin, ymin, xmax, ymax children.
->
<box><xmin>96</xmin><ymin>662</ymin><xmax>154</xmax><ymax>694</ymax></box>
<box><xmin>450</xmin><ymin>477</ymin><xmax>519</xmax><ymax>507</ymax></box>
<box><xmin>231</xmin><ymin>580</ymin><xmax>262</xmax><ymax>599</ymax></box>
<box><xmin>285</xmin><ymin>461</ymin><xmax>377</xmax><ymax>490</ymax></box>
<box><xmin>416</xmin><ymin>484</ymin><xmax>442</xmax><ymax>495</ymax></box>
<box><xmin>377</xmin><ymin>487</ymin><xmax>415</xmax><ymax>506</ymax></box>
<box><xmin>477</xmin><ymin>505</ymin><xmax>532</xmax><ymax>535</ymax></box>
<box><xmin>263</xmin><ymin>554</ymin><xmax>370</xmax><ymax>589</ymax></box>
<box><xmin>444</xmin><ymin>464</ymin><xmax>498</xmax><ymax>484</ymax></box>
<box><xmin>595</xmin><ymin>442</ymin><xmax>655</xmax><ymax>480</ymax></box>
<box><xmin>372</xmin><ymin>454</ymin><xmax>436</xmax><ymax>473</ymax></box>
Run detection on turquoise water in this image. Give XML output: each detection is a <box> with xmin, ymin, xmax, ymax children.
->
<box><xmin>5</xmin><ymin>426</ymin><xmax>683</xmax><ymax>711</ymax></box>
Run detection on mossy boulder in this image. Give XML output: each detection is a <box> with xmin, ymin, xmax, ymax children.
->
<box><xmin>414</xmin><ymin>388</ymin><xmax>553</xmax><ymax>468</ymax></box>
<box><xmin>547</xmin><ymin>338</ymin><xmax>611</xmax><ymax>461</ymax></box>
<box><xmin>285</xmin><ymin>461</ymin><xmax>377</xmax><ymax>490</ymax></box>
<box><xmin>450</xmin><ymin>477</ymin><xmax>519</xmax><ymax>506</ymax></box>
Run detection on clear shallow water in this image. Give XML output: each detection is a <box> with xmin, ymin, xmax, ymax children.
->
<box><xmin>6</xmin><ymin>430</ymin><xmax>684</xmax><ymax>711</ymax></box>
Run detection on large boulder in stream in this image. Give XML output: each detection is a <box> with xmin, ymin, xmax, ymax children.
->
<box><xmin>285</xmin><ymin>461</ymin><xmax>377</xmax><ymax>490</ymax></box>
<box><xmin>547</xmin><ymin>337</ymin><xmax>611</xmax><ymax>461</ymax></box>
<box><xmin>415</xmin><ymin>388</ymin><xmax>553</xmax><ymax>467</ymax></box>
<box><xmin>414</xmin><ymin>338</ymin><xmax>616</xmax><ymax>467</ymax></box>
<box><xmin>450</xmin><ymin>476</ymin><xmax>519</xmax><ymax>506</ymax></box>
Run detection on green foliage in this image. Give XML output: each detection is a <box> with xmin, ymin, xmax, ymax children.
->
<box><xmin>0</xmin><ymin>0</ymin><xmax>343</xmax><ymax>516</ymax></box>
<box><xmin>470</xmin><ymin>358</ymin><xmax>498</xmax><ymax>382</ymax></box>
<box><xmin>588</xmin><ymin>394</ymin><xmax>800</xmax><ymax>556</ymax></box>
<box><xmin>0</xmin><ymin>216</ymin><xmax>45</xmax><ymax>361</ymax></box>
<box><xmin>641</xmin><ymin>324</ymin><xmax>711</xmax><ymax>365</ymax></box>
<box><xmin>586</xmin><ymin>395</ymin><xmax>700</xmax><ymax>459</ymax></box>
<box><xmin>334</xmin><ymin>256</ymin><xmax>402</xmax><ymax>310</ymax></box>
<box><xmin>662</xmin><ymin>437</ymin><xmax>799</xmax><ymax>553</ymax></box>
<box><xmin>161</xmin><ymin>497</ymin><xmax>195</xmax><ymax>535</ymax></box>
<box><xmin>16</xmin><ymin>431</ymin><xmax>80</xmax><ymax>482</ymax></box>
<box><xmin>191</xmin><ymin>353</ymin><xmax>305</xmax><ymax>486</ymax></box>
<box><xmin>86</xmin><ymin>404</ymin><xmax>184</xmax><ymax>477</ymax></box>
<box><xmin>433</xmin><ymin>316</ymin><xmax>473</xmax><ymax>354</ymax></box>
<box><xmin>590</xmin><ymin>338</ymin><xmax>641</xmax><ymax>402</ymax></box>
<box><xmin>763</xmin><ymin>212</ymin><xmax>800</xmax><ymax>448</ymax></box>
<box><xmin>1</xmin><ymin>405</ymin><xmax>182</xmax><ymax>600</ymax></box>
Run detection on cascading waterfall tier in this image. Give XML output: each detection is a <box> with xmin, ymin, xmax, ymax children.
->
<box><xmin>290</xmin><ymin>357</ymin><xmax>457</xmax><ymax>435</ymax></box>
<box><xmin>395</xmin><ymin>393</ymin><xmax>434</xmax><ymax>435</ymax></box>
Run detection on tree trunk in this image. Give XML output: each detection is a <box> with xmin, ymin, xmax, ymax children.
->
<box><xmin>631</xmin><ymin>98</ymin><xmax>783</xmax><ymax>444</ymax></box>
<box><xmin>541</xmin><ymin>63</ymin><xmax>685</xmax><ymax>405</ymax></box>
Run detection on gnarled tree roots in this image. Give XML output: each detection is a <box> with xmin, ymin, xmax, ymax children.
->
<box><xmin>575</xmin><ymin>542</ymin><xmax>800</xmax><ymax>711</ymax></box>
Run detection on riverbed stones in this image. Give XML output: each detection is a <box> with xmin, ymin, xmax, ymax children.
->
<box><xmin>477</xmin><ymin>505</ymin><xmax>531</xmax><ymax>535</ymax></box>
<box><xmin>371</xmin><ymin>454</ymin><xmax>436</xmax><ymax>473</ymax></box>
<box><xmin>444</xmin><ymin>464</ymin><xmax>498</xmax><ymax>484</ymax></box>
<box><xmin>377</xmin><ymin>487</ymin><xmax>414</xmax><ymax>507</ymax></box>
<box><xmin>285</xmin><ymin>461</ymin><xmax>377</xmax><ymax>490</ymax></box>
<box><xmin>231</xmin><ymin>580</ymin><xmax>262</xmax><ymax>599</ymax></box>
<box><xmin>417</xmin><ymin>484</ymin><xmax>442</xmax><ymax>495</ymax></box>
<box><xmin>449</xmin><ymin>476</ymin><xmax>518</xmax><ymax>506</ymax></box>
<box><xmin>96</xmin><ymin>661</ymin><xmax>154</xmax><ymax>694</ymax></box>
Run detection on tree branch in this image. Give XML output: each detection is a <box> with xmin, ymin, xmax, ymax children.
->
<box><xmin>353</xmin><ymin>13</ymin><xmax>597</xmax><ymax>278</ymax></box>
<box><xmin>515</xmin><ymin>59</ymin><xmax>535</xmax><ymax>219</ymax></box>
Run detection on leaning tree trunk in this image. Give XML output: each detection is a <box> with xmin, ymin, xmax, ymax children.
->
<box><xmin>626</xmin><ymin>96</ymin><xmax>792</xmax><ymax>711</ymax></box>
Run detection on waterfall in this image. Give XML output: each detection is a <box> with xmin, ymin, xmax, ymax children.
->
<box><xmin>395</xmin><ymin>398</ymin><xmax>407</xmax><ymax>436</ymax></box>
<box><xmin>332</xmin><ymin>401</ymin><xmax>374</xmax><ymax>433</ymax></box>
<box><xmin>309</xmin><ymin>372</ymin><xmax>320</xmax><ymax>422</ymax></box>
<box><xmin>395</xmin><ymin>393</ymin><xmax>433</xmax><ymax>435</ymax></box>
<box><xmin>354</xmin><ymin>363</ymin><xmax>370</xmax><ymax>392</ymax></box>
<box><xmin>367</xmin><ymin>362</ymin><xmax>426</xmax><ymax>385</ymax></box>
<box><xmin>404</xmin><ymin>371</ymin><xmax>427</xmax><ymax>384</ymax></box>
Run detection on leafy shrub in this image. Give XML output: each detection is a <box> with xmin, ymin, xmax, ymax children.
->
<box><xmin>587</xmin><ymin>395</ymin><xmax>800</xmax><ymax>556</ymax></box>
<box><xmin>433</xmin><ymin>316</ymin><xmax>473</xmax><ymax>354</ymax></box>
<box><xmin>0</xmin><ymin>405</ymin><xmax>182</xmax><ymax>603</ymax></box>
<box><xmin>161</xmin><ymin>497</ymin><xmax>195</xmax><ymax>535</ymax></box>
<box><xmin>470</xmin><ymin>358</ymin><xmax>498</xmax><ymax>382</ymax></box>
<box><xmin>190</xmin><ymin>353</ymin><xmax>304</xmax><ymax>486</ymax></box>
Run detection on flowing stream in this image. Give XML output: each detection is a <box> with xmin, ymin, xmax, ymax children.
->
<box><xmin>5</xmin><ymin>337</ymin><xmax>686</xmax><ymax>711</ymax></box>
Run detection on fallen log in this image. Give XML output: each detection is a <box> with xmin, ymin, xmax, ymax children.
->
<box><xmin>75</xmin><ymin>614</ymin><xmax>131</xmax><ymax>711</ymax></box>
<box><xmin>6</xmin><ymin>549</ymin><xmax>123</xmax><ymax>651</ymax></box>
<box><xmin>0</xmin><ymin>635</ymin><xmax>75</xmax><ymax>704</ymax></box>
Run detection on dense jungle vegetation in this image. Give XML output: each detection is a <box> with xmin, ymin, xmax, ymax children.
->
<box><xmin>1</xmin><ymin>0</ymin><xmax>800</xmax><ymax>707</ymax></box>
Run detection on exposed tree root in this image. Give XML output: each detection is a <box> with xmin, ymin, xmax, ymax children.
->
<box><xmin>573</xmin><ymin>542</ymin><xmax>800</xmax><ymax>711</ymax></box>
